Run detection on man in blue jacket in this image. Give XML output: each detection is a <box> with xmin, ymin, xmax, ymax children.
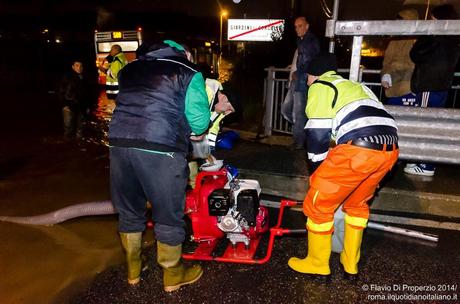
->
<box><xmin>291</xmin><ymin>16</ymin><xmax>320</xmax><ymax>150</ymax></box>
<box><xmin>404</xmin><ymin>4</ymin><xmax>460</xmax><ymax>177</ymax></box>
<box><xmin>109</xmin><ymin>40</ymin><xmax>210</xmax><ymax>291</ymax></box>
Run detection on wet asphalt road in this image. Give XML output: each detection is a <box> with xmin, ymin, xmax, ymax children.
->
<box><xmin>72</xmin><ymin>209</ymin><xmax>460</xmax><ymax>304</ymax></box>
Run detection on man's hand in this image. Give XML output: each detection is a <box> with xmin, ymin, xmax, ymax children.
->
<box><xmin>215</xmin><ymin>92</ymin><xmax>235</xmax><ymax>115</ymax></box>
<box><xmin>98</xmin><ymin>60</ymin><xmax>109</xmax><ymax>73</ymax></box>
<box><xmin>190</xmin><ymin>134</ymin><xmax>206</xmax><ymax>141</ymax></box>
<box><xmin>381</xmin><ymin>74</ymin><xmax>392</xmax><ymax>89</ymax></box>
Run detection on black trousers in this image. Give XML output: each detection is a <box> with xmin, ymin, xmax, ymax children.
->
<box><xmin>110</xmin><ymin>146</ymin><xmax>189</xmax><ymax>246</ymax></box>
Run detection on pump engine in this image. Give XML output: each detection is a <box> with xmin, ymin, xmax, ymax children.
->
<box><xmin>184</xmin><ymin>168</ymin><xmax>269</xmax><ymax>261</ymax></box>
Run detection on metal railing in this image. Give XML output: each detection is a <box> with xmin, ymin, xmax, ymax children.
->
<box><xmin>262</xmin><ymin>68</ymin><xmax>460</xmax><ymax>164</ymax></box>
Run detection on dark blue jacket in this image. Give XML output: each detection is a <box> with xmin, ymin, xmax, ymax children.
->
<box><xmin>295</xmin><ymin>31</ymin><xmax>320</xmax><ymax>92</ymax></box>
<box><xmin>109</xmin><ymin>42</ymin><xmax>210</xmax><ymax>153</ymax></box>
<box><xmin>58</xmin><ymin>70</ymin><xmax>88</xmax><ymax>112</ymax></box>
<box><xmin>410</xmin><ymin>35</ymin><xmax>460</xmax><ymax>93</ymax></box>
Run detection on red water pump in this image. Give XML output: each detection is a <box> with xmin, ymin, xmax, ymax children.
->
<box><xmin>182</xmin><ymin>168</ymin><xmax>302</xmax><ymax>264</ymax></box>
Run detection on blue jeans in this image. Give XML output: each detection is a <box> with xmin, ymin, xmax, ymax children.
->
<box><xmin>281</xmin><ymin>85</ymin><xmax>295</xmax><ymax>124</ymax></box>
<box><xmin>292</xmin><ymin>91</ymin><xmax>307</xmax><ymax>148</ymax></box>
<box><xmin>281</xmin><ymin>86</ymin><xmax>307</xmax><ymax>148</ymax></box>
<box><xmin>110</xmin><ymin>147</ymin><xmax>189</xmax><ymax>246</ymax></box>
<box><xmin>62</xmin><ymin>106</ymin><xmax>83</xmax><ymax>138</ymax></box>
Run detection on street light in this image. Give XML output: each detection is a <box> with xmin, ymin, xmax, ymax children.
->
<box><xmin>219</xmin><ymin>10</ymin><xmax>228</xmax><ymax>55</ymax></box>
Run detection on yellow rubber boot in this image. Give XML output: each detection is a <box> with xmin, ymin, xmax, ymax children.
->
<box><xmin>119</xmin><ymin>232</ymin><xmax>142</xmax><ymax>285</ymax></box>
<box><xmin>157</xmin><ymin>241</ymin><xmax>203</xmax><ymax>292</ymax></box>
<box><xmin>188</xmin><ymin>161</ymin><xmax>199</xmax><ymax>189</ymax></box>
<box><xmin>340</xmin><ymin>224</ymin><xmax>364</xmax><ymax>278</ymax></box>
<box><xmin>288</xmin><ymin>231</ymin><xmax>332</xmax><ymax>276</ymax></box>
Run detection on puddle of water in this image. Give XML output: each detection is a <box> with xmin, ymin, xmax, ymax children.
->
<box><xmin>82</xmin><ymin>92</ymin><xmax>115</xmax><ymax>147</ymax></box>
<box><xmin>0</xmin><ymin>218</ymin><xmax>123</xmax><ymax>303</ymax></box>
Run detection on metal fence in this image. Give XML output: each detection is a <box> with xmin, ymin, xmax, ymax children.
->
<box><xmin>262</xmin><ymin>68</ymin><xmax>460</xmax><ymax>164</ymax></box>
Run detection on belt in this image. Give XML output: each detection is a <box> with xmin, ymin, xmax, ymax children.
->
<box><xmin>349</xmin><ymin>139</ymin><xmax>398</xmax><ymax>151</ymax></box>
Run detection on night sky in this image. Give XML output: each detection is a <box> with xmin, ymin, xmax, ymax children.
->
<box><xmin>1</xmin><ymin>0</ymin><xmax>445</xmax><ymax>51</ymax></box>
<box><xmin>0</xmin><ymin>0</ymin><xmax>458</xmax><ymax>84</ymax></box>
<box><xmin>0</xmin><ymin>0</ymin><xmax>441</xmax><ymax>18</ymax></box>
<box><xmin>1</xmin><ymin>0</ymin><xmax>443</xmax><ymax>32</ymax></box>
<box><xmin>2</xmin><ymin>0</ymin><xmax>458</xmax><ymax>51</ymax></box>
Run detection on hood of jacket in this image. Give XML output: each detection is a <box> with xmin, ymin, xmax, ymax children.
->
<box><xmin>136</xmin><ymin>40</ymin><xmax>186</xmax><ymax>61</ymax></box>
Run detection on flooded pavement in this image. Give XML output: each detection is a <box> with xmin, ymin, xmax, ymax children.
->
<box><xmin>0</xmin><ymin>137</ymin><xmax>123</xmax><ymax>303</ymax></box>
<box><xmin>84</xmin><ymin>93</ymin><xmax>116</xmax><ymax>147</ymax></box>
<box><xmin>0</xmin><ymin>90</ymin><xmax>123</xmax><ymax>303</ymax></box>
<box><xmin>0</xmin><ymin>218</ymin><xmax>122</xmax><ymax>303</ymax></box>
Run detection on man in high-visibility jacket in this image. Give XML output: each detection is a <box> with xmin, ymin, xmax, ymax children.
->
<box><xmin>204</xmin><ymin>78</ymin><xmax>234</xmax><ymax>148</ymax></box>
<box><xmin>99</xmin><ymin>44</ymin><xmax>127</xmax><ymax>99</ymax></box>
<box><xmin>188</xmin><ymin>78</ymin><xmax>235</xmax><ymax>187</ymax></box>
<box><xmin>288</xmin><ymin>53</ymin><xmax>399</xmax><ymax>279</ymax></box>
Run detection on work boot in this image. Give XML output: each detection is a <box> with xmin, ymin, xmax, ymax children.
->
<box><xmin>157</xmin><ymin>241</ymin><xmax>203</xmax><ymax>292</ymax></box>
<box><xmin>340</xmin><ymin>224</ymin><xmax>364</xmax><ymax>280</ymax></box>
<box><xmin>119</xmin><ymin>232</ymin><xmax>142</xmax><ymax>285</ymax></box>
<box><xmin>188</xmin><ymin>161</ymin><xmax>199</xmax><ymax>189</ymax></box>
<box><xmin>288</xmin><ymin>231</ymin><xmax>332</xmax><ymax>277</ymax></box>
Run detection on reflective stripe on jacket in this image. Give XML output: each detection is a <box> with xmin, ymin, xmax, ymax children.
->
<box><xmin>305</xmin><ymin>71</ymin><xmax>398</xmax><ymax>168</ymax></box>
<box><xmin>205</xmin><ymin>78</ymin><xmax>225</xmax><ymax>147</ymax></box>
<box><xmin>106</xmin><ymin>53</ymin><xmax>128</xmax><ymax>95</ymax></box>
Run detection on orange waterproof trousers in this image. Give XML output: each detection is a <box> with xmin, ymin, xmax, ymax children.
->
<box><xmin>303</xmin><ymin>143</ymin><xmax>399</xmax><ymax>234</ymax></box>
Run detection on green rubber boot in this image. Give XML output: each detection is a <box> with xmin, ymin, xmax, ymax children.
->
<box><xmin>157</xmin><ymin>241</ymin><xmax>203</xmax><ymax>292</ymax></box>
<box><xmin>119</xmin><ymin>232</ymin><xmax>142</xmax><ymax>285</ymax></box>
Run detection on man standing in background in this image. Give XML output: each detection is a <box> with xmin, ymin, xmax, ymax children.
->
<box><xmin>291</xmin><ymin>16</ymin><xmax>320</xmax><ymax>150</ymax></box>
<box><xmin>381</xmin><ymin>9</ymin><xmax>419</xmax><ymax>106</ymax></box>
<box><xmin>98</xmin><ymin>44</ymin><xmax>127</xmax><ymax>99</ymax></box>
<box><xmin>58</xmin><ymin>59</ymin><xmax>88</xmax><ymax>140</ymax></box>
<box><xmin>405</xmin><ymin>4</ymin><xmax>460</xmax><ymax>177</ymax></box>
